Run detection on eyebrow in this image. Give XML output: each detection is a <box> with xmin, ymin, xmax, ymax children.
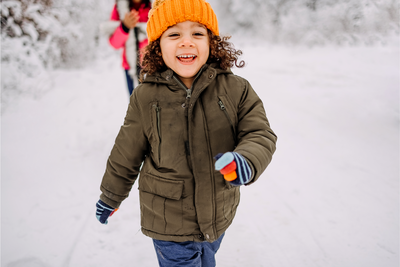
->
<box><xmin>193</xmin><ymin>23</ymin><xmax>207</xmax><ymax>29</ymax></box>
<box><xmin>166</xmin><ymin>22</ymin><xmax>207</xmax><ymax>31</ymax></box>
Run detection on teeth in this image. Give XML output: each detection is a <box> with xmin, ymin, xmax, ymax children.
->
<box><xmin>177</xmin><ymin>55</ymin><xmax>196</xmax><ymax>58</ymax></box>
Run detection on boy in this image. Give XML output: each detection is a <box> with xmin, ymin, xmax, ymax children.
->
<box><xmin>96</xmin><ymin>0</ymin><xmax>277</xmax><ymax>266</ymax></box>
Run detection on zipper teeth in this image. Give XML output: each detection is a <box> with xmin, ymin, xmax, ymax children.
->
<box><xmin>154</xmin><ymin>104</ymin><xmax>161</xmax><ymax>162</ymax></box>
<box><xmin>199</xmin><ymin>98</ymin><xmax>217</xmax><ymax>239</ymax></box>
<box><xmin>172</xmin><ymin>65</ymin><xmax>206</xmax><ymax>98</ymax></box>
<box><xmin>173</xmin><ymin>76</ymin><xmax>191</xmax><ymax>98</ymax></box>
<box><xmin>156</xmin><ymin>107</ymin><xmax>161</xmax><ymax>139</ymax></box>
<box><xmin>171</xmin><ymin>66</ymin><xmax>208</xmax><ymax>167</ymax></box>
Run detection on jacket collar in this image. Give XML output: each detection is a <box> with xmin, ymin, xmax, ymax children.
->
<box><xmin>143</xmin><ymin>64</ymin><xmax>232</xmax><ymax>87</ymax></box>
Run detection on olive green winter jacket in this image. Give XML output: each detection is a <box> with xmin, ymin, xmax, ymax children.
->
<box><xmin>100</xmin><ymin>64</ymin><xmax>277</xmax><ymax>243</ymax></box>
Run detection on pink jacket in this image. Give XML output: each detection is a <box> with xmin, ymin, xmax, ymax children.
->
<box><xmin>109</xmin><ymin>4</ymin><xmax>150</xmax><ymax>70</ymax></box>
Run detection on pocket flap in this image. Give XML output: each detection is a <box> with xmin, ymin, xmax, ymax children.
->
<box><xmin>139</xmin><ymin>173</ymin><xmax>184</xmax><ymax>200</ymax></box>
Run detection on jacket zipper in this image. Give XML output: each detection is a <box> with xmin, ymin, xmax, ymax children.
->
<box><xmin>173</xmin><ymin>65</ymin><xmax>206</xmax><ymax>99</ymax></box>
<box><xmin>153</xmin><ymin>104</ymin><xmax>161</xmax><ymax>162</ymax></box>
<box><xmin>172</xmin><ymin>65</ymin><xmax>207</xmax><ymax>161</ymax></box>
<box><xmin>218</xmin><ymin>100</ymin><xmax>238</xmax><ymax>146</ymax></box>
<box><xmin>173</xmin><ymin>76</ymin><xmax>191</xmax><ymax>98</ymax></box>
<box><xmin>172</xmin><ymin>76</ymin><xmax>193</xmax><ymax>169</ymax></box>
<box><xmin>174</xmin><ymin>66</ymin><xmax>218</xmax><ymax>239</ymax></box>
<box><xmin>200</xmin><ymin>98</ymin><xmax>218</xmax><ymax>241</ymax></box>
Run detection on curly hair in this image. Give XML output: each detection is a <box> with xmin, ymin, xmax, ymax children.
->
<box><xmin>140</xmin><ymin>30</ymin><xmax>245</xmax><ymax>81</ymax></box>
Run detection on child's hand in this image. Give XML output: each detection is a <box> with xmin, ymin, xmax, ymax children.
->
<box><xmin>122</xmin><ymin>10</ymin><xmax>139</xmax><ymax>29</ymax></box>
<box><xmin>96</xmin><ymin>199</ymin><xmax>118</xmax><ymax>224</ymax></box>
<box><xmin>214</xmin><ymin>152</ymin><xmax>252</xmax><ymax>186</ymax></box>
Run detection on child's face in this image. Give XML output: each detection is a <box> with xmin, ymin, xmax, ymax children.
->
<box><xmin>160</xmin><ymin>21</ymin><xmax>210</xmax><ymax>88</ymax></box>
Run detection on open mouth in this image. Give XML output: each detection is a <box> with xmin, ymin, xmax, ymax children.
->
<box><xmin>177</xmin><ymin>54</ymin><xmax>197</xmax><ymax>62</ymax></box>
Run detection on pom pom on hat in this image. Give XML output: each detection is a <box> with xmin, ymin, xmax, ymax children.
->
<box><xmin>147</xmin><ymin>0</ymin><xmax>219</xmax><ymax>42</ymax></box>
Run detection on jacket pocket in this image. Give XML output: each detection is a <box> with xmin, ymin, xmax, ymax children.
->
<box><xmin>223</xmin><ymin>186</ymin><xmax>240</xmax><ymax>221</ymax></box>
<box><xmin>139</xmin><ymin>173</ymin><xmax>185</xmax><ymax>234</ymax></box>
<box><xmin>139</xmin><ymin>173</ymin><xmax>184</xmax><ymax>200</ymax></box>
<box><xmin>217</xmin><ymin>96</ymin><xmax>238</xmax><ymax>146</ymax></box>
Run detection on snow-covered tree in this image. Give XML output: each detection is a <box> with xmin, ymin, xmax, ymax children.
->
<box><xmin>1</xmin><ymin>0</ymin><xmax>110</xmax><ymax>110</ymax></box>
<box><xmin>1</xmin><ymin>0</ymin><xmax>398</xmax><ymax>112</ymax></box>
<box><xmin>210</xmin><ymin>0</ymin><xmax>399</xmax><ymax>46</ymax></box>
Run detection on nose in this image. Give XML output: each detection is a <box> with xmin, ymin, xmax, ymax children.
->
<box><xmin>179</xmin><ymin>36</ymin><xmax>195</xmax><ymax>48</ymax></box>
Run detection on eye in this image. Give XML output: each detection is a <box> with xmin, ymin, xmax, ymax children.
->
<box><xmin>193</xmin><ymin>32</ymin><xmax>205</xmax><ymax>36</ymax></box>
<box><xmin>168</xmin><ymin>33</ymin><xmax>180</xmax><ymax>38</ymax></box>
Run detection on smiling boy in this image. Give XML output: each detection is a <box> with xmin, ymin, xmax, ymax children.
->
<box><xmin>96</xmin><ymin>0</ymin><xmax>277</xmax><ymax>266</ymax></box>
<box><xmin>160</xmin><ymin>21</ymin><xmax>209</xmax><ymax>88</ymax></box>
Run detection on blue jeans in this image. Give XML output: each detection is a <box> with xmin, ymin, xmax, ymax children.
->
<box><xmin>125</xmin><ymin>70</ymin><xmax>134</xmax><ymax>95</ymax></box>
<box><xmin>125</xmin><ymin>66</ymin><xmax>142</xmax><ymax>95</ymax></box>
<box><xmin>153</xmin><ymin>233</ymin><xmax>225</xmax><ymax>267</ymax></box>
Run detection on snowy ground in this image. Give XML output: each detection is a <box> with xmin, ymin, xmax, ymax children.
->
<box><xmin>2</xmin><ymin>44</ymin><xmax>399</xmax><ymax>267</ymax></box>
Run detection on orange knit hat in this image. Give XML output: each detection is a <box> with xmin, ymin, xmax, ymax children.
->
<box><xmin>147</xmin><ymin>0</ymin><xmax>219</xmax><ymax>42</ymax></box>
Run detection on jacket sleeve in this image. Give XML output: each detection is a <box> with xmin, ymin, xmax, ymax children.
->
<box><xmin>100</xmin><ymin>90</ymin><xmax>148</xmax><ymax>208</ymax></box>
<box><xmin>109</xmin><ymin>25</ymin><xmax>129</xmax><ymax>49</ymax></box>
<box><xmin>234</xmin><ymin>79</ymin><xmax>277</xmax><ymax>185</ymax></box>
<box><xmin>108</xmin><ymin>4</ymin><xmax>129</xmax><ymax>49</ymax></box>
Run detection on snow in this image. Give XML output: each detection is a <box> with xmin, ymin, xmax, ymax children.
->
<box><xmin>1</xmin><ymin>44</ymin><xmax>399</xmax><ymax>267</ymax></box>
<box><xmin>210</xmin><ymin>0</ymin><xmax>399</xmax><ymax>46</ymax></box>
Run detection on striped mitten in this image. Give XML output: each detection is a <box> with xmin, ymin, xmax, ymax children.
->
<box><xmin>96</xmin><ymin>199</ymin><xmax>118</xmax><ymax>224</ymax></box>
<box><xmin>215</xmin><ymin>152</ymin><xmax>252</xmax><ymax>186</ymax></box>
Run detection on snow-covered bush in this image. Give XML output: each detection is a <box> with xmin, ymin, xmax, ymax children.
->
<box><xmin>1</xmin><ymin>0</ymin><xmax>54</xmax><ymax>106</ymax></box>
<box><xmin>1</xmin><ymin>0</ymin><xmax>109</xmax><ymax>111</ymax></box>
<box><xmin>1</xmin><ymin>0</ymin><xmax>398</xmax><ymax>112</ymax></box>
<box><xmin>210</xmin><ymin>0</ymin><xmax>399</xmax><ymax>46</ymax></box>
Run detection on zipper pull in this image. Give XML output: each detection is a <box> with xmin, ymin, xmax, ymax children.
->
<box><xmin>218</xmin><ymin>100</ymin><xmax>225</xmax><ymax>110</ymax></box>
<box><xmin>186</xmin><ymin>89</ymin><xmax>192</xmax><ymax>99</ymax></box>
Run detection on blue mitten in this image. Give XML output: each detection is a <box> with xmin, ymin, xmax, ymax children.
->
<box><xmin>215</xmin><ymin>152</ymin><xmax>252</xmax><ymax>186</ymax></box>
<box><xmin>96</xmin><ymin>199</ymin><xmax>117</xmax><ymax>224</ymax></box>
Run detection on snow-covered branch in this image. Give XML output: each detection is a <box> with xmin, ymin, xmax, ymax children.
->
<box><xmin>1</xmin><ymin>0</ymin><xmax>110</xmax><ymax>109</ymax></box>
<box><xmin>210</xmin><ymin>0</ymin><xmax>399</xmax><ymax>46</ymax></box>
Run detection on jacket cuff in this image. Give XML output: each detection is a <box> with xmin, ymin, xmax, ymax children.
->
<box><xmin>244</xmin><ymin>157</ymin><xmax>255</xmax><ymax>186</ymax></box>
<box><xmin>100</xmin><ymin>193</ymin><xmax>121</xmax><ymax>209</ymax></box>
<box><xmin>120</xmin><ymin>22</ymin><xmax>130</xmax><ymax>34</ymax></box>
